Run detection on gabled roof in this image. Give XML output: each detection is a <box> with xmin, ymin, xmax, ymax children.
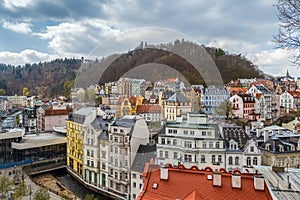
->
<box><xmin>167</xmin><ymin>92</ymin><xmax>190</xmax><ymax>103</ymax></box>
<box><xmin>136</xmin><ymin>105</ymin><xmax>162</xmax><ymax>114</ymax></box>
<box><xmin>289</xmin><ymin>91</ymin><xmax>300</xmax><ymax>98</ymax></box>
<box><xmin>223</xmin><ymin>126</ymin><xmax>250</xmax><ymax>150</ymax></box>
<box><xmin>138</xmin><ymin>164</ymin><xmax>272</xmax><ymax>200</ymax></box>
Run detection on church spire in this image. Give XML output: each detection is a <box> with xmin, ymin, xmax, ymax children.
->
<box><xmin>286</xmin><ymin>69</ymin><xmax>290</xmax><ymax>78</ymax></box>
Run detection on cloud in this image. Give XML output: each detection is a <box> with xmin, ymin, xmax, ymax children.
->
<box><xmin>34</xmin><ymin>19</ymin><xmax>121</xmax><ymax>56</ymax></box>
<box><xmin>2</xmin><ymin>21</ymin><xmax>32</xmax><ymax>34</ymax></box>
<box><xmin>0</xmin><ymin>49</ymin><xmax>57</xmax><ymax>65</ymax></box>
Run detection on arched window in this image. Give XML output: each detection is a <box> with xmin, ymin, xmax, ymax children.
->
<box><xmin>235</xmin><ymin>157</ymin><xmax>239</xmax><ymax>165</ymax></box>
<box><xmin>229</xmin><ymin>156</ymin><xmax>233</xmax><ymax>165</ymax></box>
<box><xmin>247</xmin><ymin>157</ymin><xmax>251</xmax><ymax>166</ymax></box>
<box><xmin>253</xmin><ymin>157</ymin><xmax>258</xmax><ymax>165</ymax></box>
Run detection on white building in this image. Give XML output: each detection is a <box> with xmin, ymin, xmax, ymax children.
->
<box><xmin>157</xmin><ymin>112</ymin><xmax>225</xmax><ymax>170</ymax></box>
<box><xmin>107</xmin><ymin>115</ymin><xmax>149</xmax><ymax>198</ymax></box>
<box><xmin>164</xmin><ymin>92</ymin><xmax>191</xmax><ymax>121</ymax></box>
<box><xmin>280</xmin><ymin>91</ymin><xmax>300</xmax><ymax>112</ymax></box>
<box><xmin>223</xmin><ymin>126</ymin><xmax>262</xmax><ymax>173</ymax></box>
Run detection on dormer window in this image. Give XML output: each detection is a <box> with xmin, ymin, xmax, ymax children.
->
<box><xmin>279</xmin><ymin>145</ymin><xmax>284</xmax><ymax>152</ymax></box>
<box><xmin>265</xmin><ymin>144</ymin><xmax>271</xmax><ymax>151</ymax></box>
<box><xmin>291</xmin><ymin>145</ymin><xmax>295</xmax><ymax>151</ymax></box>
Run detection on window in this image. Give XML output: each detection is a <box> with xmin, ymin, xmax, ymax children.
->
<box><xmin>253</xmin><ymin>157</ymin><xmax>258</xmax><ymax>165</ymax></box>
<box><xmin>211</xmin><ymin>155</ymin><xmax>216</xmax><ymax>163</ymax></box>
<box><xmin>115</xmin><ymin>172</ymin><xmax>118</xmax><ymax>179</ymax></box>
<box><xmin>114</xmin><ymin>136</ymin><xmax>118</xmax><ymax>142</ymax></box>
<box><xmin>115</xmin><ymin>147</ymin><xmax>118</xmax><ymax>154</ymax></box>
<box><xmin>247</xmin><ymin>157</ymin><xmax>251</xmax><ymax>166</ymax></box>
<box><xmin>216</xmin><ymin>142</ymin><xmax>220</xmax><ymax>149</ymax></box>
<box><xmin>110</xmin><ymin>180</ymin><xmax>113</xmax><ymax>188</ymax></box>
<box><xmin>201</xmin><ymin>155</ymin><xmax>206</xmax><ymax>163</ymax></box>
<box><xmin>235</xmin><ymin>157</ymin><xmax>239</xmax><ymax>165</ymax></box>
<box><xmin>159</xmin><ymin>150</ymin><xmax>163</xmax><ymax>158</ymax></box>
<box><xmin>184</xmin><ymin>141</ymin><xmax>192</xmax><ymax>148</ymax></box>
<box><xmin>115</xmin><ymin>159</ymin><xmax>118</xmax><ymax>166</ymax></box>
<box><xmin>161</xmin><ymin>138</ymin><xmax>165</xmax><ymax>144</ymax></box>
<box><xmin>202</xmin><ymin>142</ymin><xmax>207</xmax><ymax>148</ymax></box>
<box><xmin>207</xmin><ymin>131</ymin><xmax>212</xmax><ymax>136</ymax></box>
<box><xmin>183</xmin><ymin>130</ymin><xmax>188</xmax><ymax>135</ymax></box>
<box><xmin>218</xmin><ymin>155</ymin><xmax>222</xmax><ymax>163</ymax></box>
<box><xmin>125</xmin><ymin>148</ymin><xmax>128</xmax><ymax>155</ymax></box>
<box><xmin>184</xmin><ymin>154</ymin><xmax>192</xmax><ymax>162</ymax></box>
<box><xmin>167</xmin><ymin>139</ymin><xmax>171</xmax><ymax>145</ymax></box>
<box><xmin>132</xmin><ymin>173</ymin><xmax>137</xmax><ymax>179</ymax></box>
<box><xmin>91</xmin><ymin>161</ymin><xmax>94</xmax><ymax>167</ymax></box>
<box><xmin>165</xmin><ymin>151</ymin><xmax>169</xmax><ymax>158</ymax></box>
<box><xmin>102</xmin><ymin>163</ymin><xmax>106</xmax><ymax>170</ymax></box>
<box><xmin>173</xmin><ymin>139</ymin><xmax>177</xmax><ymax>146</ymax></box>
<box><xmin>190</xmin><ymin>131</ymin><xmax>195</xmax><ymax>135</ymax></box>
<box><xmin>102</xmin><ymin>151</ymin><xmax>106</xmax><ymax>159</ymax></box>
<box><xmin>250</xmin><ymin>146</ymin><xmax>254</xmax><ymax>152</ymax></box>
<box><xmin>133</xmin><ymin>182</ymin><xmax>137</xmax><ymax>188</ymax></box>
<box><xmin>87</xmin><ymin>150</ymin><xmax>90</xmax><ymax>156</ymax></box>
<box><xmin>209</xmin><ymin>142</ymin><xmax>213</xmax><ymax>148</ymax></box>
<box><xmin>229</xmin><ymin>156</ymin><xmax>233</xmax><ymax>165</ymax></box>
<box><xmin>202</xmin><ymin>131</ymin><xmax>206</xmax><ymax>136</ymax></box>
<box><xmin>174</xmin><ymin>152</ymin><xmax>178</xmax><ymax>159</ymax></box>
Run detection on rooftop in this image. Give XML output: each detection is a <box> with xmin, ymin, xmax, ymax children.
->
<box><xmin>138</xmin><ymin>164</ymin><xmax>272</xmax><ymax>200</ymax></box>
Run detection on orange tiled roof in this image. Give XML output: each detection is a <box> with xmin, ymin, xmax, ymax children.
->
<box><xmin>289</xmin><ymin>91</ymin><xmax>300</xmax><ymax>98</ymax></box>
<box><xmin>138</xmin><ymin>164</ymin><xmax>272</xmax><ymax>200</ymax></box>
<box><xmin>256</xmin><ymin>93</ymin><xmax>262</xmax><ymax>100</ymax></box>
<box><xmin>136</xmin><ymin>105</ymin><xmax>162</xmax><ymax>114</ymax></box>
<box><xmin>45</xmin><ymin>107</ymin><xmax>72</xmax><ymax>115</ymax></box>
<box><xmin>230</xmin><ymin>87</ymin><xmax>247</xmax><ymax>96</ymax></box>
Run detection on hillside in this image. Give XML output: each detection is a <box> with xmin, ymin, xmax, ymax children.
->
<box><xmin>0</xmin><ymin>41</ymin><xmax>265</xmax><ymax>98</ymax></box>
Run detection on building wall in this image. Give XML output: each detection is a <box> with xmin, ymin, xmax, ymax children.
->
<box><xmin>45</xmin><ymin>114</ymin><xmax>68</xmax><ymax>130</ymax></box>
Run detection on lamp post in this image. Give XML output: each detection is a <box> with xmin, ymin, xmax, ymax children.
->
<box><xmin>29</xmin><ymin>185</ymin><xmax>32</xmax><ymax>200</ymax></box>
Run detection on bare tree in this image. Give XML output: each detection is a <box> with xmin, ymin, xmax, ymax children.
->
<box><xmin>274</xmin><ymin>0</ymin><xmax>300</xmax><ymax>64</ymax></box>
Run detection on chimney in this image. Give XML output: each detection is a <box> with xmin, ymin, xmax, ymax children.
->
<box><xmin>232</xmin><ymin>174</ymin><xmax>241</xmax><ymax>189</ymax></box>
<box><xmin>213</xmin><ymin>172</ymin><xmax>222</xmax><ymax>186</ymax></box>
<box><xmin>160</xmin><ymin>167</ymin><xmax>168</xmax><ymax>180</ymax></box>
<box><xmin>264</xmin><ymin>130</ymin><xmax>269</xmax><ymax>143</ymax></box>
<box><xmin>254</xmin><ymin>175</ymin><xmax>265</xmax><ymax>190</ymax></box>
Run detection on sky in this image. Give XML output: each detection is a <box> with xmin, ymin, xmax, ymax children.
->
<box><xmin>0</xmin><ymin>0</ymin><xmax>299</xmax><ymax>77</ymax></box>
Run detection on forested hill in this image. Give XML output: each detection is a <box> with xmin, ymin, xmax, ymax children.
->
<box><xmin>0</xmin><ymin>41</ymin><xmax>265</xmax><ymax>98</ymax></box>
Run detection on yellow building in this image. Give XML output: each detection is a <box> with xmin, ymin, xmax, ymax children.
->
<box><xmin>66</xmin><ymin>120</ymin><xmax>84</xmax><ymax>176</ymax></box>
<box><xmin>66</xmin><ymin>107</ymin><xmax>96</xmax><ymax>177</ymax></box>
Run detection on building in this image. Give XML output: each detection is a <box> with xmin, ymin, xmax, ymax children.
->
<box><xmin>246</xmin><ymin>85</ymin><xmax>273</xmax><ymax>122</ymax></box>
<box><xmin>22</xmin><ymin>107</ymin><xmax>37</xmax><ymax>134</ymax></box>
<box><xmin>36</xmin><ymin>104</ymin><xmax>72</xmax><ymax>131</ymax></box>
<box><xmin>157</xmin><ymin>112</ymin><xmax>225</xmax><ymax>170</ymax></box>
<box><xmin>163</xmin><ymin>92</ymin><xmax>191</xmax><ymax>121</ymax></box>
<box><xmin>7</xmin><ymin>95</ymin><xmax>27</xmax><ymax>108</ymax></box>
<box><xmin>280</xmin><ymin>91</ymin><xmax>300</xmax><ymax>112</ymax></box>
<box><xmin>136</xmin><ymin>105</ymin><xmax>162</xmax><ymax>123</ymax></box>
<box><xmin>229</xmin><ymin>94</ymin><xmax>257</xmax><ymax>120</ymax></box>
<box><xmin>130</xmin><ymin>144</ymin><xmax>156</xmax><ymax>200</ymax></box>
<box><xmin>138</xmin><ymin>163</ymin><xmax>272</xmax><ymax>200</ymax></box>
<box><xmin>66</xmin><ymin>107</ymin><xmax>96</xmax><ymax>177</ymax></box>
<box><xmin>107</xmin><ymin>115</ymin><xmax>149</xmax><ymax>198</ymax></box>
<box><xmin>255</xmin><ymin>125</ymin><xmax>300</xmax><ymax>168</ymax></box>
<box><xmin>223</xmin><ymin>126</ymin><xmax>262</xmax><ymax>173</ymax></box>
<box><xmin>201</xmin><ymin>85</ymin><xmax>229</xmax><ymax>116</ymax></box>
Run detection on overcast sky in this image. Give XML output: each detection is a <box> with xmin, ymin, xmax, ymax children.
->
<box><xmin>0</xmin><ymin>0</ymin><xmax>299</xmax><ymax>77</ymax></box>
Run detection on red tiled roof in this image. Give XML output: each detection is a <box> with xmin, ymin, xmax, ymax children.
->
<box><xmin>256</xmin><ymin>93</ymin><xmax>262</xmax><ymax>100</ymax></box>
<box><xmin>289</xmin><ymin>91</ymin><xmax>300</xmax><ymax>98</ymax></box>
<box><xmin>45</xmin><ymin>107</ymin><xmax>72</xmax><ymax>115</ymax></box>
<box><xmin>136</xmin><ymin>105</ymin><xmax>162</xmax><ymax>114</ymax></box>
<box><xmin>138</xmin><ymin>164</ymin><xmax>272</xmax><ymax>200</ymax></box>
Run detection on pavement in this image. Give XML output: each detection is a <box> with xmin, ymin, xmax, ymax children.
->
<box><xmin>0</xmin><ymin>165</ymin><xmax>61</xmax><ymax>200</ymax></box>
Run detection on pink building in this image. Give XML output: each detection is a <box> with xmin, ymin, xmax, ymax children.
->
<box><xmin>37</xmin><ymin>104</ymin><xmax>72</xmax><ymax>131</ymax></box>
<box><xmin>230</xmin><ymin>94</ymin><xmax>257</xmax><ymax>120</ymax></box>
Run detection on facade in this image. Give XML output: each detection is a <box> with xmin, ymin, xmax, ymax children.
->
<box><xmin>229</xmin><ymin>94</ymin><xmax>256</xmax><ymax>120</ymax></box>
<box><xmin>280</xmin><ymin>91</ymin><xmax>300</xmax><ymax>112</ymax></box>
<box><xmin>257</xmin><ymin>126</ymin><xmax>300</xmax><ymax>168</ymax></box>
<box><xmin>7</xmin><ymin>95</ymin><xmax>27</xmax><ymax>107</ymax></box>
<box><xmin>66</xmin><ymin>107</ymin><xmax>96</xmax><ymax>177</ymax></box>
<box><xmin>163</xmin><ymin>92</ymin><xmax>191</xmax><ymax>121</ymax></box>
<box><xmin>201</xmin><ymin>85</ymin><xmax>229</xmax><ymax>115</ymax></box>
<box><xmin>138</xmin><ymin>163</ymin><xmax>272</xmax><ymax>200</ymax></box>
<box><xmin>136</xmin><ymin>105</ymin><xmax>162</xmax><ymax>123</ymax></box>
<box><xmin>157</xmin><ymin>113</ymin><xmax>225</xmax><ymax>169</ymax></box>
<box><xmin>247</xmin><ymin>85</ymin><xmax>272</xmax><ymax>122</ymax></box>
<box><xmin>223</xmin><ymin>127</ymin><xmax>262</xmax><ymax>173</ymax></box>
<box><xmin>36</xmin><ymin>104</ymin><xmax>72</xmax><ymax>131</ymax></box>
<box><xmin>22</xmin><ymin>107</ymin><xmax>37</xmax><ymax>133</ymax></box>
<box><xmin>130</xmin><ymin>144</ymin><xmax>156</xmax><ymax>200</ymax></box>
<box><xmin>107</xmin><ymin>115</ymin><xmax>149</xmax><ymax>198</ymax></box>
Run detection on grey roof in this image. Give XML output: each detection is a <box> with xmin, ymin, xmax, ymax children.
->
<box><xmin>255</xmin><ymin>85</ymin><xmax>271</xmax><ymax>94</ymax></box>
<box><xmin>167</xmin><ymin>92</ymin><xmax>190</xmax><ymax>103</ymax></box>
<box><xmin>98</xmin><ymin>131</ymin><xmax>108</xmax><ymax>141</ymax></box>
<box><xmin>112</xmin><ymin>116</ymin><xmax>136</xmax><ymax>128</ymax></box>
<box><xmin>131</xmin><ymin>144</ymin><xmax>156</xmax><ymax>172</ymax></box>
<box><xmin>223</xmin><ymin>126</ymin><xmax>250</xmax><ymax>149</ymax></box>
<box><xmin>91</xmin><ymin>116</ymin><xmax>113</xmax><ymax>132</ymax></box>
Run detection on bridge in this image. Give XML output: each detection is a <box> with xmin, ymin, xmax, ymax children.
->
<box><xmin>23</xmin><ymin>158</ymin><xmax>66</xmax><ymax>175</ymax></box>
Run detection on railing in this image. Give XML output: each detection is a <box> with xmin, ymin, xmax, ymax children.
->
<box><xmin>23</xmin><ymin>158</ymin><xmax>66</xmax><ymax>175</ymax></box>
